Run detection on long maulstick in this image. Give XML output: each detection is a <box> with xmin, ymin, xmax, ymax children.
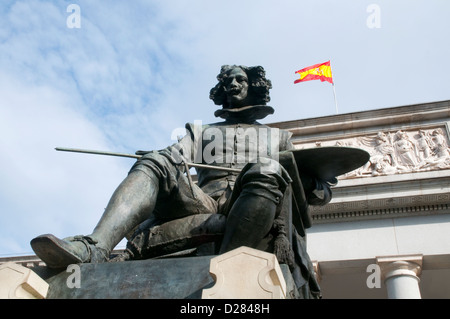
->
<box><xmin>55</xmin><ymin>147</ymin><xmax>141</xmax><ymax>159</ymax></box>
<box><xmin>54</xmin><ymin>147</ymin><xmax>241</xmax><ymax>173</ymax></box>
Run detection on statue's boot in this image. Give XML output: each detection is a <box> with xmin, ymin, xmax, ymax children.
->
<box><xmin>219</xmin><ymin>193</ymin><xmax>277</xmax><ymax>254</ymax></box>
<box><xmin>30</xmin><ymin>234</ymin><xmax>110</xmax><ymax>269</ymax></box>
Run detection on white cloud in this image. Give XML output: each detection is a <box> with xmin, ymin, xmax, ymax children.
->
<box><xmin>0</xmin><ymin>72</ymin><xmax>129</xmax><ymax>255</ymax></box>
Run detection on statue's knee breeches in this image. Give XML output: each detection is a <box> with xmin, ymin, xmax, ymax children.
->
<box><xmin>237</xmin><ymin>159</ymin><xmax>291</xmax><ymax>205</ymax></box>
<box><xmin>129</xmin><ymin>152</ymin><xmax>218</xmax><ymax>219</ymax></box>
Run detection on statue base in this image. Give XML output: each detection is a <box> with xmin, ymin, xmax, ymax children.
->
<box><xmin>32</xmin><ymin>253</ymin><xmax>298</xmax><ymax>299</ymax></box>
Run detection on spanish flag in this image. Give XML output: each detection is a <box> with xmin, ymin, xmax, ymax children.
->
<box><xmin>294</xmin><ymin>61</ymin><xmax>333</xmax><ymax>84</ymax></box>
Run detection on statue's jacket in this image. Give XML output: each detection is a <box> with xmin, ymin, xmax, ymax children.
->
<box><xmin>183</xmin><ymin>121</ymin><xmax>293</xmax><ymax>199</ymax></box>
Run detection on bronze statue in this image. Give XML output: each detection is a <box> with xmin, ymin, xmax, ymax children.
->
<box><xmin>31</xmin><ymin>65</ymin><xmax>345</xmax><ymax>298</ymax></box>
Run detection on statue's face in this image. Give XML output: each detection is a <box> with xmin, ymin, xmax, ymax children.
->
<box><xmin>224</xmin><ymin>67</ymin><xmax>251</xmax><ymax>108</ymax></box>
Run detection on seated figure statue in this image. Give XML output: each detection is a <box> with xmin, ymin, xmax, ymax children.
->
<box><xmin>31</xmin><ymin>65</ymin><xmax>333</xmax><ymax>298</ymax></box>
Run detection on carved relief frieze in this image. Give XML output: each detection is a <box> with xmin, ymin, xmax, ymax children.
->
<box><xmin>295</xmin><ymin>126</ymin><xmax>450</xmax><ymax>179</ymax></box>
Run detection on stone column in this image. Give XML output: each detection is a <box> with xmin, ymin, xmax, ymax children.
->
<box><xmin>377</xmin><ymin>255</ymin><xmax>423</xmax><ymax>299</ymax></box>
<box><xmin>312</xmin><ymin>261</ymin><xmax>322</xmax><ymax>283</ymax></box>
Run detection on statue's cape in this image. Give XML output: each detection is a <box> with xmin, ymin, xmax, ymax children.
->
<box><xmin>214</xmin><ymin>105</ymin><xmax>274</xmax><ymax>121</ymax></box>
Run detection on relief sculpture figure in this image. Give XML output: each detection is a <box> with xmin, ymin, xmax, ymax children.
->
<box><xmin>393</xmin><ymin>130</ymin><xmax>419</xmax><ymax>171</ymax></box>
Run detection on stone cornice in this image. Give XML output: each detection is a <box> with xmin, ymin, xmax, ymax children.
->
<box><xmin>268</xmin><ymin>100</ymin><xmax>450</xmax><ymax>137</ymax></box>
<box><xmin>311</xmin><ymin>198</ymin><xmax>449</xmax><ymax>224</ymax></box>
<box><xmin>310</xmin><ymin>253</ymin><xmax>449</xmax><ymax>276</ymax></box>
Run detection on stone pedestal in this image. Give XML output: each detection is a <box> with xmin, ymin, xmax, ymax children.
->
<box><xmin>40</xmin><ymin>255</ymin><xmax>216</xmax><ymax>299</ymax></box>
<box><xmin>202</xmin><ymin>246</ymin><xmax>287</xmax><ymax>299</ymax></box>
<box><xmin>0</xmin><ymin>262</ymin><xmax>49</xmax><ymax>299</ymax></box>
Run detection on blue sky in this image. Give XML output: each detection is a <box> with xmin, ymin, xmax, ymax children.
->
<box><xmin>0</xmin><ymin>0</ymin><xmax>449</xmax><ymax>256</ymax></box>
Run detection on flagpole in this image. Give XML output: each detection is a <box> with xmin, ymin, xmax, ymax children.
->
<box><xmin>330</xmin><ymin>61</ymin><xmax>338</xmax><ymax>114</ymax></box>
<box><xmin>332</xmin><ymin>82</ymin><xmax>338</xmax><ymax>114</ymax></box>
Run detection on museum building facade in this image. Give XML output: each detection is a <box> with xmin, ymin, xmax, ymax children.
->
<box><xmin>269</xmin><ymin>99</ymin><xmax>450</xmax><ymax>298</ymax></box>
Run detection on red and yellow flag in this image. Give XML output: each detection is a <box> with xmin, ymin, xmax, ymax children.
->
<box><xmin>294</xmin><ymin>61</ymin><xmax>333</xmax><ymax>84</ymax></box>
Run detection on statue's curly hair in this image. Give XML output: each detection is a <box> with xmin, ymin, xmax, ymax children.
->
<box><xmin>209</xmin><ymin>65</ymin><xmax>272</xmax><ymax>108</ymax></box>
